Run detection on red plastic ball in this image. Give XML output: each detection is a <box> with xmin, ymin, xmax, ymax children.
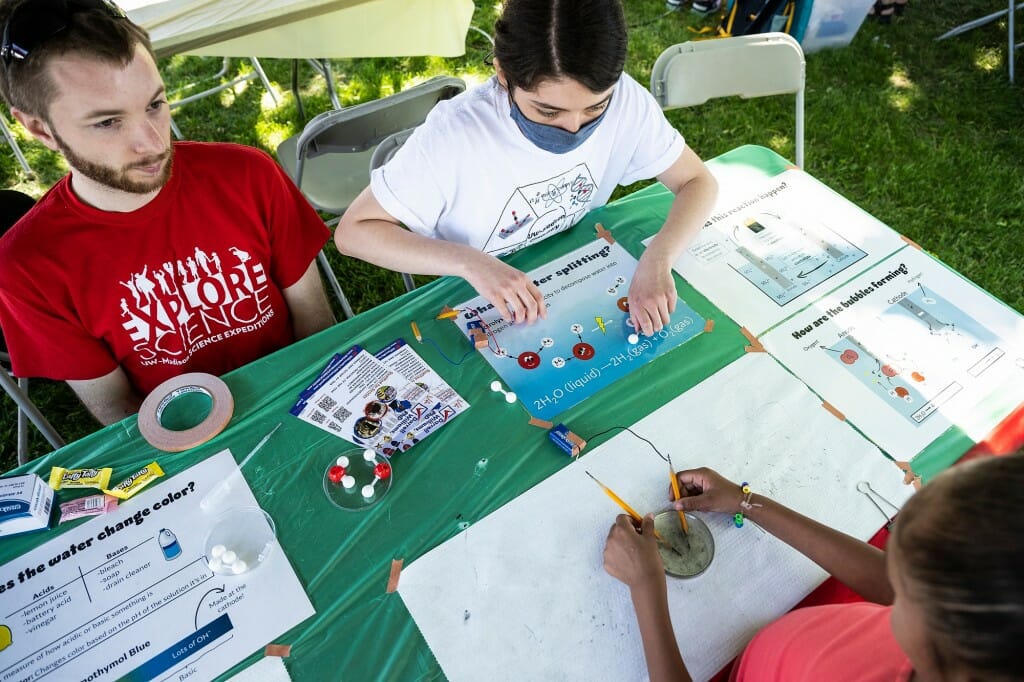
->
<box><xmin>374</xmin><ymin>461</ymin><xmax>392</xmax><ymax>480</ymax></box>
<box><xmin>328</xmin><ymin>465</ymin><xmax>345</xmax><ymax>483</ymax></box>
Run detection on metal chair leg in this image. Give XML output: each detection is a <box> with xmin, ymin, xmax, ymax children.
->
<box><xmin>0</xmin><ymin>115</ymin><xmax>32</xmax><ymax>177</ymax></box>
<box><xmin>317</xmin><ymin>249</ymin><xmax>355</xmax><ymax>319</ymax></box>
<box><xmin>249</xmin><ymin>57</ymin><xmax>279</xmax><ymax>105</ymax></box>
<box><xmin>1</xmin><ymin>372</ymin><xmax>65</xmax><ymax>465</ymax></box>
<box><xmin>291</xmin><ymin>59</ymin><xmax>306</xmax><ymax>121</ymax></box>
<box><xmin>402</xmin><ymin>273</ymin><xmax>417</xmax><ymax>292</ymax></box>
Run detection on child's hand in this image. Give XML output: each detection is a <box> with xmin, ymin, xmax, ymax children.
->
<box><xmin>671</xmin><ymin>467</ymin><xmax>746</xmax><ymax>514</ymax></box>
<box><xmin>603</xmin><ymin>514</ymin><xmax>664</xmax><ymax>589</ymax></box>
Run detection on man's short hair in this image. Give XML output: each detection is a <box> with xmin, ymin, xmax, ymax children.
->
<box><xmin>0</xmin><ymin>0</ymin><xmax>154</xmax><ymax>119</ymax></box>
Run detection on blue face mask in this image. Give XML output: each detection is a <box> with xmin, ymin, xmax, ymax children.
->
<box><xmin>507</xmin><ymin>89</ymin><xmax>609</xmax><ymax>154</ymax></box>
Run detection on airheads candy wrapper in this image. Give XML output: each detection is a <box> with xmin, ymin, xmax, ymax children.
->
<box><xmin>48</xmin><ymin>467</ymin><xmax>112</xmax><ymax>491</ymax></box>
<box><xmin>104</xmin><ymin>462</ymin><xmax>164</xmax><ymax>500</ymax></box>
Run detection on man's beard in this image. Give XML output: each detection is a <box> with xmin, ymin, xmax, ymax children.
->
<box><xmin>52</xmin><ymin>128</ymin><xmax>174</xmax><ymax>195</ymax></box>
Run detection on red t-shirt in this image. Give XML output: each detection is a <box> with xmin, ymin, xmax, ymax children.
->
<box><xmin>0</xmin><ymin>142</ymin><xmax>329</xmax><ymax>394</ymax></box>
<box><xmin>730</xmin><ymin>602</ymin><xmax>913</xmax><ymax>682</ymax></box>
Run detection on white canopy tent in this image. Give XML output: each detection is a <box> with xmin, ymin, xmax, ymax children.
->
<box><xmin>122</xmin><ymin>0</ymin><xmax>476</xmax><ymax>59</ymax></box>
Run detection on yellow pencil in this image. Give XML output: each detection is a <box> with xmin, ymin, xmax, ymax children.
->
<box><xmin>585</xmin><ymin>471</ymin><xmax>663</xmax><ymax>541</ymax></box>
<box><xmin>667</xmin><ymin>454</ymin><xmax>690</xmax><ymax>536</ymax></box>
<box><xmin>409</xmin><ymin>321</ymin><xmax>422</xmax><ymax>342</ymax></box>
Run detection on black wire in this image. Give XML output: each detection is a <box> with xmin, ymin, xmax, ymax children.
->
<box><xmin>583</xmin><ymin>426</ymin><xmax>668</xmax><ymax>462</ymax></box>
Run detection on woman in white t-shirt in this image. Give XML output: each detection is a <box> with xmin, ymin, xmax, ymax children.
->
<box><xmin>336</xmin><ymin>0</ymin><xmax>717</xmax><ymax>336</ymax></box>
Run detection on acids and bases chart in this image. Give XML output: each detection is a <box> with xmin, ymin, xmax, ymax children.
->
<box><xmin>661</xmin><ymin>170</ymin><xmax>907</xmax><ymax>336</ymax></box>
<box><xmin>761</xmin><ymin>247</ymin><xmax>1024</xmax><ymax>458</ymax></box>
<box><xmin>291</xmin><ymin>340</ymin><xmax>469</xmax><ymax>456</ymax></box>
<box><xmin>453</xmin><ymin>239</ymin><xmax>705</xmax><ymax>419</ymax></box>
<box><xmin>0</xmin><ymin>451</ymin><xmax>313</xmax><ymax>682</ymax></box>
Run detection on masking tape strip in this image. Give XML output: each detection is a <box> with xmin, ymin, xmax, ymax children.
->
<box><xmin>821</xmin><ymin>401</ymin><xmax>845</xmax><ymax>421</ymax></box>
<box><xmin>386</xmin><ymin>558</ymin><xmax>403</xmax><ymax>593</ymax></box>
<box><xmin>894</xmin><ymin>460</ymin><xmax>923</xmax><ymax>490</ymax></box>
<box><xmin>594</xmin><ymin>223</ymin><xmax>615</xmax><ymax>244</ymax></box>
<box><xmin>740</xmin><ymin>326</ymin><xmax>765</xmax><ymax>353</ymax></box>
<box><xmin>703</xmin><ymin>318</ymin><xmax>715</xmax><ymax>333</ymax></box>
<box><xmin>900</xmin><ymin>235</ymin><xmax>923</xmax><ymax>250</ymax></box>
<box><xmin>529</xmin><ymin>417</ymin><xmax>554</xmax><ymax>429</ymax></box>
<box><xmin>264</xmin><ymin>644</ymin><xmax>291</xmax><ymax>658</ymax></box>
<box><xmin>138</xmin><ymin>372</ymin><xmax>234</xmax><ymax>452</ymax></box>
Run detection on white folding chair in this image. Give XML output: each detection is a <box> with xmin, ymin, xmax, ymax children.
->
<box><xmin>276</xmin><ymin>76</ymin><xmax>466</xmax><ymax>317</ymax></box>
<box><xmin>650</xmin><ymin>33</ymin><xmax>806</xmax><ymax>168</ymax></box>
<box><xmin>1</xmin><ymin>352</ymin><xmax>65</xmax><ymax>466</ymax></box>
<box><xmin>0</xmin><ymin>190</ymin><xmax>65</xmax><ymax>464</ymax></box>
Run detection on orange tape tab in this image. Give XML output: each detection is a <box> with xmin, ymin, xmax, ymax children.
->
<box><xmin>740</xmin><ymin>327</ymin><xmax>765</xmax><ymax>353</ymax></box>
<box><xmin>894</xmin><ymin>460</ymin><xmax>923</xmax><ymax>490</ymax></box>
<box><xmin>264</xmin><ymin>644</ymin><xmax>291</xmax><ymax>658</ymax></box>
<box><xmin>900</xmin><ymin>235</ymin><xmax>923</xmax><ymax>250</ymax></box>
<box><xmin>821</xmin><ymin>401</ymin><xmax>845</xmax><ymax>421</ymax></box>
<box><xmin>703</xmin><ymin>318</ymin><xmax>715</xmax><ymax>333</ymax></box>
<box><xmin>529</xmin><ymin>417</ymin><xmax>555</xmax><ymax>429</ymax></box>
<box><xmin>594</xmin><ymin>223</ymin><xmax>615</xmax><ymax>244</ymax></box>
<box><xmin>386</xmin><ymin>558</ymin><xmax>403</xmax><ymax>593</ymax></box>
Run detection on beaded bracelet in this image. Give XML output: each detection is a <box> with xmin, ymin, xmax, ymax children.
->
<box><xmin>733</xmin><ymin>481</ymin><xmax>763</xmax><ymax>528</ymax></box>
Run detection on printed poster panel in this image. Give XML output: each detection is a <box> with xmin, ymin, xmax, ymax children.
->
<box><xmin>663</xmin><ymin>170</ymin><xmax>907</xmax><ymax>335</ymax></box>
<box><xmin>761</xmin><ymin>248</ymin><xmax>1024</xmax><ymax>458</ymax></box>
<box><xmin>0</xmin><ymin>451</ymin><xmax>313</xmax><ymax>682</ymax></box>
<box><xmin>454</xmin><ymin>240</ymin><xmax>704</xmax><ymax>419</ymax></box>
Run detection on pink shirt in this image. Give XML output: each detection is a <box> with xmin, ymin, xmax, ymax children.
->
<box><xmin>730</xmin><ymin>603</ymin><xmax>914</xmax><ymax>682</ymax></box>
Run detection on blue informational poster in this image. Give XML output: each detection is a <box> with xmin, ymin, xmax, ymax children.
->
<box><xmin>454</xmin><ymin>239</ymin><xmax>705</xmax><ymax>419</ymax></box>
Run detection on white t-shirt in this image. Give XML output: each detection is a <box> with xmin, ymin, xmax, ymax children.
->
<box><xmin>370</xmin><ymin>73</ymin><xmax>685</xmax><ymax>257</ymax></box>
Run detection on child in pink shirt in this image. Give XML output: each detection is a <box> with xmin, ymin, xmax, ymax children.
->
<box><xmin>603</xmin><ymin>453</ymin><xmax>1024</xmax><ymax>681</ymax></box>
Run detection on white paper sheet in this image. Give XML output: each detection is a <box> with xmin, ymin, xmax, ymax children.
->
<box><xmin>399</xmin><ymin>354</ymin><xmax>914</xmax><ymax>682</ymax></box>
<box><xmin>761</xmin><ymin>247</ymin><xmax>1024</xmax><ymax>458</ymax></box>
<box><xmin>658</xmin><ymin>169</ymin><xmax>907</xmax><ymax>336</ymax></box>
<box><xmin>0</xmin><ymin>451</ymin><xmax>313</xmax><ymax>682</ymax></box>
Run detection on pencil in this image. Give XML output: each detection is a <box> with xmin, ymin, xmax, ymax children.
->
<box><xmin>409</xmin><ymin>321</ymin><xmax>422</xmax><ymax>342</ymax></box>
<box><xmin>585</xmin><ymin>471</ymin><xmax>664</xmax><ymax>541</ymax></box>
<box><xmin>667</xmin><ymin>454</ymin><xmax>689</xmax><ymax>536</ymax></box>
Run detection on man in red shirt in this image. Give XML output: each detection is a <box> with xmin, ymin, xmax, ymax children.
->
<box><xmin>0</xmin><ymin>0</ymin><xmax>334</xmax><ymax>425</ymax></box>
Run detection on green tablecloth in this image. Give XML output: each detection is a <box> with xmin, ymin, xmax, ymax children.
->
<box><xmin>0</xmin><ymin>145</ymin><xmax>974</xmax><ymax>679</ymax></box>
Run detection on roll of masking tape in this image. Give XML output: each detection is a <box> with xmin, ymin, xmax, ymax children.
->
<box><xmin>138</xmin><ymin>372</ymin><xmax>234</xmax><ymax>452</ymax></box>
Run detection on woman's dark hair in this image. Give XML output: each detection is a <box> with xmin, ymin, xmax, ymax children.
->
<box><xmin>892</xmin><ymin>452</ymin><xmax>1024</xmax><ymax>680</ymax></box>
<box><xmin>493</xmin><ymin>0</ymin><xmax>627</xmax><ymax>93</ymax></box>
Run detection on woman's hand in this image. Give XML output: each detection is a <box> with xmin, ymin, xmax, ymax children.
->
<box><xmin>627</xmin><ymin>256</ymin><xmax>676</xmax><ymax>336</ymax></box>
<box><xmin>671</xmin><ymin>467</ymin><xmax>745</xmax><ymax>515</ymax></box>
<box><xmin>462</xmin><ymin>251</ymin><xmax>546</xmax><ymax>325</ymax></box>
<box><xmin>603</xmin><ymin>513</ymin><xmax>664</xmax><ymax>589</ymax></box>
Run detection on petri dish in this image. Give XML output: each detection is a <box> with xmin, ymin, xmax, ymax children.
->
<box><xmin>654</xmin><ymin>511</ymin><xmax>715</xmax><ymax>578</ymax></box>
<box><xmin>203</xmin><ymin>506</ymin><xmax>276</xmax><ymax>576</ymax></box>
<box><xmin>323</xmin><ymin>448</ymin><xmax>393</xmax><ymax>511</ymax></box>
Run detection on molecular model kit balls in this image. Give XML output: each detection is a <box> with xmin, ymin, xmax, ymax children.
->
<box><xmin>490</xmin><ymin>380</ymin><xmax>517</xmax><ymax>403</ymax></box>
<box><xmin>208</xmin><ymin>544</ymin><xmax>248</xmax><ymax>575</ymax></box>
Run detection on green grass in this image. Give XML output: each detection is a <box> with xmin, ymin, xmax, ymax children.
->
<box><xmin>2</xmin><ymin>0</ymin><xmax>1022</xmax><ymax>468</ymax></box>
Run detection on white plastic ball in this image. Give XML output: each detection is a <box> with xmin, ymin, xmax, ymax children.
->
<box><xmin>336</xmin><ymin>455</ymin><xmax>350</xmax><ymax>467</ymax></box>
<box><xmin>490</xmin><ymin>380</ymin><xmax>502</xmax><ymax>392</ymax></box>
<box><xmin>363</xmin><ymin>449</ymin><xmax>376</xmax><ymax>461</ymax></box>
<box><xmin>221</xmin><ymin>550</ymin><xmax>237</xmax><ymax>565</ymax></box>
<box><xmin>210</xmin><ymin>544</ymin><xmax>226</xmax><ymax>559</ymax></box>
<box><xmin>208</xmin><ymin>557</ymin><xmax>223</xmax><ymax>572</ymax></box>
<box><xmin>505</xmin><ymin>392</ymin><xmax>517</xmax><ymax>404</ymax></box>
<box><xmin>361</xmin><ymin>484</ymin><xmax>375</xmax><ymax>498</ymax></box>
<box><xmin>231</xmin><ymin>560</ymin><xmax>248</xmax><ymax>575</ymax></box>
<box><xmin>342</xmin><ymin>475</ymin><xmax>355</xmax><ymax>489</ymax></box>
<box><xmin>628</xmin><ymin>333</ymin><xmax>639</xmax><ymax>344</ymax></box>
